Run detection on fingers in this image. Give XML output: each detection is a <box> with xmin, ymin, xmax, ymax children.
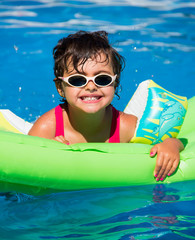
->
<box><xmin>150</xmin><ymin>146</ymin><xmax>157</xmax><ymax>157</ymax></box>
<box><xmin>53</xmin><ymin>135</ymin><xmax>69</xmax><ymax>145</ymax></box>
<box><xmin>154</xmin><ymin>153</ymin><xmax>180</xmax><ymax>181</ymax></box>
<box><xmin>154</xmin><ymin>154</ymin><xmax>171</xmax><ymax>181</ymax></box>
<box><xmin>167</xmin><ymin>159</ymin><xmax>180</xmax><ymax>177</ymax></box>
<box><xmin>150</xmin><ymin>140</ymin><xmax>181</xmax><ymax>182</ymax></box>
<box><xmin>153</xmin><ymin>152</ymin><xmax>166</xmax><ymax>180</ymax></box>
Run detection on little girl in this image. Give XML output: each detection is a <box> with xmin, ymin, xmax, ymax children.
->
<box><xmin>28</xmin><ymin>30</ymin><xmax>184</xmax><ymax>182</ymax></box>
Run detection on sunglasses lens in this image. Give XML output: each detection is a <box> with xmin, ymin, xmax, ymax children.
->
<box><xmin>95</xmin><ymin>75</ymin><xmax>113</xmax><ymax>86</ymax></box>
<box><xmin>68</xmin><ymin>76</ymin><xmax>87</xmax><ymax>87</ymax></box>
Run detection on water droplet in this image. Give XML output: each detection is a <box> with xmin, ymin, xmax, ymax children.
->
<box><xmin>14</xmin><ymin>45</ymin><xmax>18</xmax><ymax>53</ymax></box>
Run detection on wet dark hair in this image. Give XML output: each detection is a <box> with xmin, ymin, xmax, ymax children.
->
<box><xmin>53</xmin><ymin>31</ymin><xmax>125</xmax><ymax>97</ymax></box>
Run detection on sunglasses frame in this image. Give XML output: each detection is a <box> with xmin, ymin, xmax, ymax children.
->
<box><xmin>58</xmin><ymin>73</ymin><xmax>117</xmax><ymax>88</ymax></box>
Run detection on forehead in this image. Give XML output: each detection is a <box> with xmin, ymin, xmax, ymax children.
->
<box><xmin>66</xmin><ymin>52</ymin><xmax>113</xmax><ymax>74</ymax></box>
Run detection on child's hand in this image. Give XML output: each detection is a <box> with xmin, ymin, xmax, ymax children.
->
<box><xmin>53</xmin><ymin>135</ymin><xmax>70</xmax><ymax>145</ymax></box>
<box><xmin>150</xmin><ymin>138</ymin><xmax>184</xmax><ymax>181</ymax></box>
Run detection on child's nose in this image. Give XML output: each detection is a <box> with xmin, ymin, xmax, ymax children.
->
<box><xmin>85</xmin><ymin>80</ymin><xmax>97</xmax><ymax>91</ymax></box>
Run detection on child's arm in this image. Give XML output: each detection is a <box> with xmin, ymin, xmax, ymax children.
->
<box><xmin>150</xmin><ymin>138</ymin><xmax>184</xmax><ymax>181</ymax></box>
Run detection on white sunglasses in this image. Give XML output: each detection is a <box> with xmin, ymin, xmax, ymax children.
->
<box><xmin>58</xmin><ymin>73</ymin><xmax>117</xmax><ymax>88</ymax></box>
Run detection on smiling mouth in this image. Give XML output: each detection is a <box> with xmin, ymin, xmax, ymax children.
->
<box><xmin>81</xmin><ymin>96</ymin><xmax>101</xmax><ymax>101</ymax></box>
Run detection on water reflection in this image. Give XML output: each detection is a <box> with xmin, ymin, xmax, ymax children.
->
<box><xmin>152</xmin><ymin>184</ymin><xmax>180</xmax><ymax>203</ymax></box>
<box><xmin>0</xmin><ymin>181</ymin><xmax>194</xmax><ymax>239</ymax></box>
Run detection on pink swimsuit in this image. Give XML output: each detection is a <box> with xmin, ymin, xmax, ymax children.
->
<box><xmin>55</xmin><ymin>105</ymin><xmax>120</xmax><ymax>143</ymax></box>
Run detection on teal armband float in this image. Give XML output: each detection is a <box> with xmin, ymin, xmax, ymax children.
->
<box><xmin>124</xmin><ymin>80</ymin><xmax>188</xmax><ymax>145</ymax></box>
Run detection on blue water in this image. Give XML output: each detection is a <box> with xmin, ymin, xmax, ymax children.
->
<box><xmin>0</xmin><ymin>0</ymin><xmax>195</xmax><ymax>239</ymax></box>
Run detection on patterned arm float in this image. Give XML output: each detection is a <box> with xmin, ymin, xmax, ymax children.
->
<box><xmin>124</xmin><ymin>80</ymin><xmax>187</xmax><ymax>144</ymax></box>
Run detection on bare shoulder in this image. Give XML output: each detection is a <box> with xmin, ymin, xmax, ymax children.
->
<box><xmin>119</xmin><ymin>111</ymin><xmax>137</xmax><ymax>143</ymax></box>
<box><xmin>28</xmin><ymin>108</ymin><xmax>56</xmax><ymax>139</ymax></box>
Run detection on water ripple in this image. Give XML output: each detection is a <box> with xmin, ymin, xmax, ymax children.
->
<box><xmin>2</xmin><ymin>0</ymin><xmax>195</xmax><ymax>10</ymax></box>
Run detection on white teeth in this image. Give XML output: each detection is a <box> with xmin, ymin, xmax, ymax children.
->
<box><xmin>82</xmin><ymin>97</ymin><xmax>99</xmax><ymax>101</ymax></box>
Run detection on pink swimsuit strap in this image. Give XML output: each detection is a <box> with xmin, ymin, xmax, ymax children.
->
<box><xmin>109</xmin><ymin>106</ymin><xmax>120</xmax><ymax>143</ymax></box>
<box><xmin>55</xmin><ymin>105</ymin><xmax>120</xmax><ymax>143</ymax></box>
<box><xmin>55</xmin><ymin>104</ymin><xmax>65</xmax><ymax>137</ymax></box>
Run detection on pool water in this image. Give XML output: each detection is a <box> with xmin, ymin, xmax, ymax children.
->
<box><xmin>0</xmin><ymin>182</ymin><xmax>195</xmax><ymax>239</ymax></box>
<box><xmin>0</xmin><ymin>0</ymin><xmax>195</xmax><ymax>239</ymax></box>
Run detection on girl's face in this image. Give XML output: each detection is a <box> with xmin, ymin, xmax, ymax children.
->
<box><xmin>58</xmin><ymin>53</ymin><xmax>116</xmax><ymax>114</ymax></box>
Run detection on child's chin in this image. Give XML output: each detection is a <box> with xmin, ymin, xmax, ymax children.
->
<box><xmin>82</xmin><ymin>106</ymin><xmax>103</xmax><ymax>114</ymax></box>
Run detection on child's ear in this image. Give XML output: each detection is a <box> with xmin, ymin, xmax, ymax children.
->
<box><xmin>55</xmin><ymin>80</ymin><xmax>65</xmax><ymax>98</ymax></box>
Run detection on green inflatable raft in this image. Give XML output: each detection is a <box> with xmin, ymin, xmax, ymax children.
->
<box><xmin>0</xmin><ymin>81</ymin><xmax>194</xmax><ymax>195</ymax></box>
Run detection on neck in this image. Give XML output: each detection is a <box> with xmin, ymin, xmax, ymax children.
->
<box><xmin>67</xmin><ymin>105</ymin><xmax>112</xmax><ymax>140</ymax></box>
